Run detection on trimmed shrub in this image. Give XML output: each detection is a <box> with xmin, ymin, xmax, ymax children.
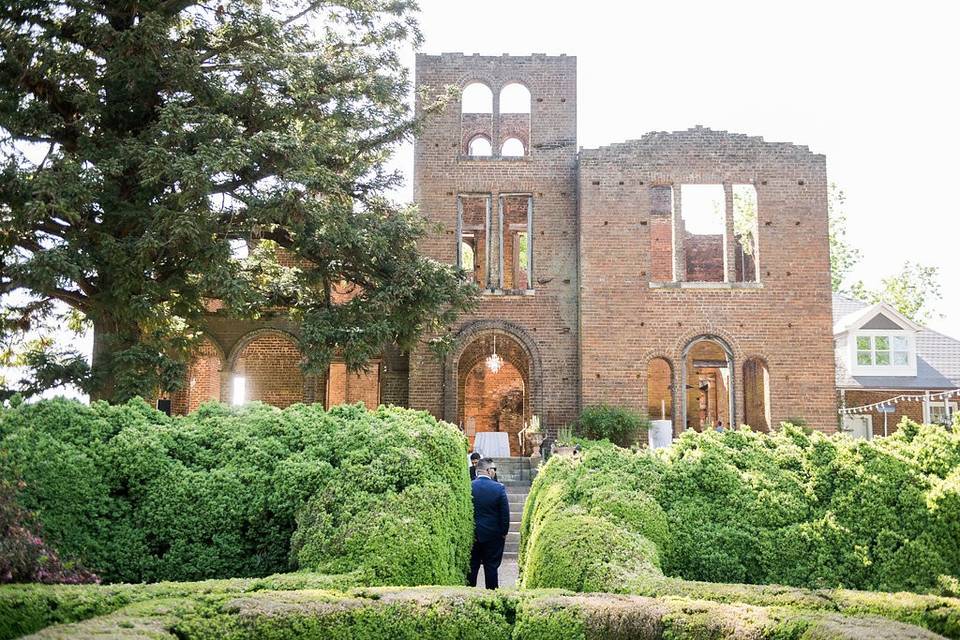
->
<box><xmin>3</xmin><ymin>582</ymin><xmax>958</xmax><ymax>640</ymax></box>
<box><xmin>522</xmin><ymin>422</ymin><xmax>960</xmax><ymax>595</ymax></box>
<box><xmin>522</xmin><ymin>509</ymin><xmax>660</xmax><ymax>592</ymax></box>
<box><xmin>574</xmin><ymin>405</ymin><xmax>650</xmax><ymax>447</ymax></box>
<box><xmin>0</xmin><ymin>398</ymin><xmax>472</xmax><ymax>585</ymax></box>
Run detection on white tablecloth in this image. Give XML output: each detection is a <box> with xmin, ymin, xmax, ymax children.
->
<box><xmin>474</xmin><ymin>431</ymin><xmax>511</xmax><ymax>458</ymax></box>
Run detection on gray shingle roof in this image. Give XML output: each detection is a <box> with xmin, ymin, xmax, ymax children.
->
<box><xmin>833</xmin><ymin>293</ymin><xmax>960</xmax><ymax>389</ymax></box>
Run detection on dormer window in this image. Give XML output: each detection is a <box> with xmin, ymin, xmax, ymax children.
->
<box><xmin>835</xmin><ymin>301</ymin><xmax>922</xmax><ymax>378</ymax></box>
<box><xmin>849</xmin><ymin>329</ymin><xmax>917</xmax><ymax>376</ymax></box>
<box><xmin>856</xmin><ymin>334</ymin><xmax>911</xmax><ymax>367</ymax></box>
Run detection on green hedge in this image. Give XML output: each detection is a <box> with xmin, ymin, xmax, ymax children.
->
<box><xmin>0</xmin><ymin>399</ymin><xmax>472</xmax><ymax>586</ymax></box>
<box><xmin>520</xmin><ymin>423</ymin><xmax>960</xmax><ymax>595</ymax></box>
<box><xmin>574</xmin><ymin>404</ymin><xmax>650</xmax><ymax>447</ymax></box>
<box><xmin>3</xmin><ymin>580</ymin><xmax>959</xmax><ymax>640</ymax></box>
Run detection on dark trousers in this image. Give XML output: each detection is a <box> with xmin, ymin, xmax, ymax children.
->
<box><xmin>467</xmin><ymin>536</ymin><xmax>505</xmax><ymax>589</ymax></box>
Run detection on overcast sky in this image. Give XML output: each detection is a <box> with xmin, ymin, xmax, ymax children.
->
<box><xmin>394</xmin><ymin>0</ymin><xmax>960</xmax><ymax>337</ymax></box>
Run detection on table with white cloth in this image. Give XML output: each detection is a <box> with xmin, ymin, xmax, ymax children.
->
<box><xmin>473</xmin><ymin>431</ymin><xmax>511</xmax><ymax>458</ymax></box>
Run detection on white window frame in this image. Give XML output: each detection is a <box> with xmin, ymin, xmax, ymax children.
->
<box><xmin>925</xmin><ymin>400</ymin><xmax>957</xmax><ymax>425</ymax></box>
<box><xmin>849</xmin><ymin>330</ymin><xmax>917</xmax><ymax>377</ymax></box>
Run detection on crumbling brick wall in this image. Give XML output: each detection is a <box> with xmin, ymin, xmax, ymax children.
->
<box><xmin>578</xmin><ymin>127</ymin><xmax>836</xmax><ymax>433</ymax></box>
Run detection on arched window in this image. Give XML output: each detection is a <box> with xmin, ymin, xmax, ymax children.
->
<box><xmin>499</xmin><ymin>83</ymin><xmax>531</xmax><ymax>113</ymax></box>
<box><xmin>461</xmin><ymin>83</ymin><xmax>493</xmax><ymax>113</ymax></box>
<box><xmin>500</xmin><ymin>137</ymin><xmax>525</xmax><ymax>157</ymax></box>
<box><xmin>743</xmin><ymin>358</ymin><xmax>771</xmax><ymax>431</ymax></box>
<box><xmin>468</xmin><ymin>135</ymin><xmax>492</xmax><ymax>157</ymax></box>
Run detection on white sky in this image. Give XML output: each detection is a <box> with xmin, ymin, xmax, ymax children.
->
<box><xmin>395</xmin><ymin>0</ymin><xmax>960</xmax><ymax>337</ymax></box>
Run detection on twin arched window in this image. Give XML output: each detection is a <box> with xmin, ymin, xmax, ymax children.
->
<box><xmin>461</xmin><ymin>82</ymin><xmax>531</xmax><ymax>157</ymax></box>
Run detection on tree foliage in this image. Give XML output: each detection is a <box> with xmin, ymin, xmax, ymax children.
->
<box><xmin>851</xmin><ymin>261</ymin><xmax>943</xmax><ymax>324</ymax></box>
<box><xmin>0</xmin><ymin>0</ymin><xmax>476</xmax><ymax>401</ymax></box>
<box><xmin>828</xmin><ymin>183</ymin><xmax>862</xmax><ymax>293</ymax></box>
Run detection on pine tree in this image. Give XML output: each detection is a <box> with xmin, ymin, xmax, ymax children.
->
<box><xmin>0</xmin><ymin>0</ymin><xmax>475</xmax><ymax>401</ymax></box>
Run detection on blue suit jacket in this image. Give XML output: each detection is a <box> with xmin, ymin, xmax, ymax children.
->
<box><xmin>471</xmin><ymin>476</ymin><xmax>510</xmax><ymax>542</ymax></box>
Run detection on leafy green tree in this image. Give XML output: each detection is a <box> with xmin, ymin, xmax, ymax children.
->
<box><xmin>851</xmin><ymin>261</ymin><xmax>943</xmax><ymax>324</ymax></box>
<box><xmin>828</xmin><ymin>183</ymin><xmax>862</xmax><ymax>293</ymax></box>
<box><xmin>0</xmin><ymin>0</ymin><xmax>476</xmax><ymax>402</ymax></box>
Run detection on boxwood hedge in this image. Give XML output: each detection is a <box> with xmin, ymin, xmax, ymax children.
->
<box><xmin>3</xmin><ymin>580</ymin><xmax>958</xmax><ymax>640</ymax></box>
<box><xmin>520</xmin><ymin>421</ymin><xmax>960</xmax><ymax>600</ymax></box>
<box><xmin>0</xmin><ymin>398</ymin><xmax>472</xmax><ymax>586</ymax></box>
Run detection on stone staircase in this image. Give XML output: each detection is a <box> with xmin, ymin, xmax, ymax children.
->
<box><xmin>489</xmin><ymin>457</ymin><xmax>538</xmax><ymax>561</ymax></box>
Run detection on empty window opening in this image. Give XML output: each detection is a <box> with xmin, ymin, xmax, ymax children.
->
<box><xmin>499</xmin><ymin>83</ymin><xmax>531</xmax><ymax>113</ymax></box>
<box><xmin>462</xmin><ymin>83</ymin><xmax>493</xmax><ymax>113</ymax></box>
<box><xmin>231</xmin><ymin>376</ymin><xmax>246</xmax><ymax>406</ymax></box>
<box><xmin>680</xmin><ymin>185</ymin><xmax>726</xmax><ymax>282</ymax></box>
<box><xmin>649</xmin><ymin>186</ymin><xmax>674</xmax><ymax>281</ymax></box>
<box><xmin>501</xmin><ymin>137</ymin><xmax>526</xmax><ymax>157</ymax></box>
<box><xmin>457</xmin><ymin>195</ymin><xmax>491</xmax><ymax>287</ymax></box>
<box><xmin>743</xmin><ymin>358</ymin><xmax>771</xmax><ymax>431</ymax></box>
<box><xmin>683</xmin><ymin>337</ymin><xmax>733</xmax><ymax>432</ymax></box>
<box><xmin>498</xmin><ymin>83</ymin><xmax>531</xmax><ymax>158</ymax></box>
<box><xmin>500</xmin><ymin>195</ymin><xmax>533</xmax><ymax>290</ymax></box>
<box><xmin>467</xmin><ymin>135</ymin><xmax>492</xmax><ymax>157</ymax></box>
<box><xmin>733</xmin><ymin>185</ymin><xmax>759</xmax><ymax>282</ymax></box>
<box><xmin>461</xmin><ymin>83</ymin><xmax>493</xmax><ymax>155</ymax></box>
<box><xmin>647</xmin><ymin>357</ymin><xmax>673</xmax><ymax>422</ymax></box>
<box><xmin>460</xmin><ymin>240</ymin><xmax>475</xmax><ymax>272</ymax></box>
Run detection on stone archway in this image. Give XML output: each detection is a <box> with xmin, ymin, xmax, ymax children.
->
<box><xmin>444</xmin><ymin>321</ymin><xmax>543</xmax><ymax>456</ymax></box>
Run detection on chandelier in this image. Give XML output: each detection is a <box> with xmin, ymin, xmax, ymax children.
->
<box><xmin>486</xmin><ymin>335</ymin><xmax>503</xmax><ymax>373</ymax></box>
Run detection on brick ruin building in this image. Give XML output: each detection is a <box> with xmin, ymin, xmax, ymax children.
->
<box><xmin>168</xmin><ymin>53</ymin><xmax>839</xmax><ymax>451</ymax></box>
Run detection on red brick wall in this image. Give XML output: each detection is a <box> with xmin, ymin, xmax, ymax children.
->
<box><xmin>578</xmin><ymin>128</ymin><xmax>836</xmax><ymax>433</ymax></box>
<box><xmin>684</xmin><ymin>232</ymin><xmax>725</xmax><ymax>282</ymax></box>
<box><xmin>346</xmin><ymin>368</ymin><xmax>380</xmax><ymax>408</ymax></box>
<box><xmin>647</xmin><ymin>357</ymin><xmax>673</xmax><ymax>420</ymax></box>
<box><xmin>326</xmin><ymin>362</ymin><xmax>381</xmax><ymax>409</ymax></box>
<box><xmin>743</xmin><ymin>358</ymin><xmax>770</xmax><ymax>431</ymax></box>
<box><xmin>168</xmin><ymin>338</ymin><xmax>223</xmax><ymax>415</ymax></box>
<box><xmin>649</xmin><ymin>216</ymin><xmax>673</xmax><ymax>282</ymax></box>
<box><xmin>842</xmin><ymin>390</ymin><xmax>925</xmax><ymax>437</ymax></box>
<box><xmin>233</xmin><ymin>332</ymin><xmax>304</xmax><ymax>408</ymax></box>
<box><xmin>463</xmin><ymin>360</ymin><xmax>526</xmax><ymax>455</ymax></box>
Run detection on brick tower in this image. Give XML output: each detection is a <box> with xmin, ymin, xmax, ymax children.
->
<box><xmin>407</xmin><ymin>53</ymin><xmax>580</xmax><ymax>452</ymax></box>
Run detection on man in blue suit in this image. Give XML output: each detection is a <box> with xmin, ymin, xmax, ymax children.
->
<box><xmin>467</xmin><ymin>458</ymin><xmax>510</xmax><ymax>589</ymax></box>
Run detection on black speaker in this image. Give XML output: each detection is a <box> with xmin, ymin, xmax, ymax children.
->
<box><xmin>156</xmin><ymin>398</ymin><xmax>172</xmax><ymax>416</ymax></box>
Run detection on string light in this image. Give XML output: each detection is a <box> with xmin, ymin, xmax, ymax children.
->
<box><xmin>839</xmin><ymin>388</ymin><xmax>960</xmax><ymax>415</ymax></box>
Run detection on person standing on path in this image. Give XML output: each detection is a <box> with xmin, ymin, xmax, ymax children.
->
<box><xmin>467</xmin><ymin>458</ymin><xmax>510</xmax><ymax>589</ymax></box>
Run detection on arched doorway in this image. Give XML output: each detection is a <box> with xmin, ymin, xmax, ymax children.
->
<box><xmin>170</xmin><ymin>336</ymin><xmax>224</xmax><ymax>414</ymax></box>
<box><xmin>455</xmin><ymin>330</ymin><xmax>534</xmax><ymax>457</ymax></box>
<box><xmin>743</xmin><ymin>357</ymin><xmax>771</xmax><ymax>431</ymax></box>
<box><xmin>228</xmin><ymin>330</ymin><xmax>305</xmax><ymax>408</ymax></box>
<box><xmin>647</xmin><ymin>357</ymin><xmax>674</xmax><ymax>422</ymax></box>
<box><xmin>682</xmin><ymin>336</ymin><xmax>734</xmax><ymax>432</ymax></box>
